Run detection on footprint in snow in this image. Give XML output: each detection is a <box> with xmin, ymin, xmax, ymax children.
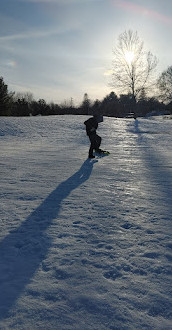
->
<box><xmin>103</xmin><ymin>269</ymin><xmax>122</xmax><ymax>281</ymax></box>
<box><xmin>142</xmin><ymin>252</ymin><xmax>160</xmax><ymax>259</ymax></box>
<box><xmin>121</xmin><ymin>222</ymin><xmax>133</xmax><ymax>229</ymax></box>
<box><xmin>54</xmin><ymin>268</ymin><xmax>70</xmax><ymax>280</ymax></box>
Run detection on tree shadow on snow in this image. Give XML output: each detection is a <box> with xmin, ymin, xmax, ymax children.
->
<box><xmin>133</xmin><ymin>119</ymin><xmax>172</xmax><ymax>216</ymax></box>
<box><xmin>0</xmin><ymin>158</ymin><xmax>97</xmax><ymax>319</ymax></box>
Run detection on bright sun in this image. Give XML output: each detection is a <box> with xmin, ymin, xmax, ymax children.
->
<box><xmin>125</xmin><ymin>51</ymin><xmax>135</xmax><ymax>64</ymax></box>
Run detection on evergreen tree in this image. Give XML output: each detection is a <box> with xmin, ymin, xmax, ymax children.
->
<box><xmin>80</xmin><ymin>93</ymin><xmax>91</xmax><ymax>115</ymax></box>
<box><xmin>0</xmin><ymin>77</ymin><xmax>13</xmax><ymax>116</ymax></box>
<box><xmin>101</xmin><ymin>92</ymin><xmax>119</xmax><ymax>117</ymax></box>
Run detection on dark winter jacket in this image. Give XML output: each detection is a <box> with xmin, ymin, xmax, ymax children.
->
<box><xmin>84</xmin><ymin>117</ymin><xmax>98</xmax><ymax>136</ymax></box>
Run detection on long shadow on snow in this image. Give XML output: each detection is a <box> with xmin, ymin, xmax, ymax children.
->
<box><xmin>131</xmin><ymin>119</ymin><xmax>172</xmax><ymax>317</ymax></box>
<box><xmin>0</xmin><ymin>159</ymin><xmax>96</xmax><ymax>319</ymax></box>
<box><xmin>133</xmin><ymin>119</ymin><xmax>172</xmax><ymax>216</ymax></box>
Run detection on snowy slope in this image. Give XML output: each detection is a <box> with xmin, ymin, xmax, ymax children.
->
<box><xmin>0</xmin><ymin>115</ymin><xmax>172</xmax><ymax>330</ymax></box>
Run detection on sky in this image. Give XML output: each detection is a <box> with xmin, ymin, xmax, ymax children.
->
<box><xmin>0</xmin><ymin>0</ymin><xmax>172</xmax><ymax>105</ymax></box>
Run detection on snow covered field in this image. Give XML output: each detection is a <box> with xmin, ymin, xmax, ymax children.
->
<box><xmin>0</xmin><ymin>115</ymin><xmax>172</xmax><ymax>330</ymax></box>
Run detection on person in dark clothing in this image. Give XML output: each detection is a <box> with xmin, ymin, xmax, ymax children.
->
<box><xmin>84</xmin><ymin>115</ymin><xmax>104</xmax><ymax>158</ymax></box>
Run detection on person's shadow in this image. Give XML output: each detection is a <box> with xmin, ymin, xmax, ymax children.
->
<box><xmin>134</xmin><ymin>118</ymin><xmax>139</xmax><ymax>132</ymax></box>
<box><xmin>0</xmin><ymin>159</ymin><xmax>97</xmax><ymax>319</ymax></box>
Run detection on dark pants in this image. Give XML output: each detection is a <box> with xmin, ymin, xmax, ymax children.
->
<box><xmin>88</xmin><ymin>134</ymin><xmax>102</xmax><ymax>157</ymax></box>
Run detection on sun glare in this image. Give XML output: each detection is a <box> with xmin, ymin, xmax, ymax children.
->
<box><xmin>125</xmin><ymin>51</ymin><xmax>135</xmax><ymax>64</ymax></box>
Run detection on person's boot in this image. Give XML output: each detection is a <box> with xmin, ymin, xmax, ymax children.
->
<box><xmin>89</xmin><ymin>154</ymin><xmax>95</xmax><ymax>158</ymax></box>
<box><xmin>95</xmin><ymin>148</ymin><xmax>103</xmax><ymax>154</ymax></box>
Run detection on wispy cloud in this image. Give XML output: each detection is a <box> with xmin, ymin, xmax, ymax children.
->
<box><xmin>103</xmin><ymin>69</ymin><xmax>113</xmax><ymax>76</ymax></box>
<box><xmin>17</xmin><ymin>0</ymin><xmax>103</xmax><ymax>3</ymax></box>
<box><xmin>0</xmin><ymin>29</ymin><xmax>60</xmax><ymax>41</ymax></box>
<box><xmin>0</xmin><ymin>18</ymin><xmax>81</xmax><ymax>42</ymax></box>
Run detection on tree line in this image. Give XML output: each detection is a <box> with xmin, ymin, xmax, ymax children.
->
<box><xmin>0</xmin><ymin>77</ymin><xmax>171</xmax><ymax>118</ymax></box>
<box><xmin>0</xmin><ymin>30</ymin><xmax>172</xmax><ymax>118</ymax></box>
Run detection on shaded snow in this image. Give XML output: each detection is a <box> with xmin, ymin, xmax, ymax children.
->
<box><xmin>0</xmin><ymin>115</ymin><xmax>172</xmax><ymax>329</ymax></box>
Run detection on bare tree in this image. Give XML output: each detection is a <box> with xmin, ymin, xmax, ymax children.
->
<box><xmin>13</xmin><ymin>91</ymin><xmax>34</xmax><ymax>104</ymax></box>
<box><xmin>111</xmin><ymin>30</ymin><xmax>158</xmax><ymax>102</ymax></box>
<box><xmin>157</xmin><ymin>66</ymin><xmax>172</xmax><ymax>103</ymax></box>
